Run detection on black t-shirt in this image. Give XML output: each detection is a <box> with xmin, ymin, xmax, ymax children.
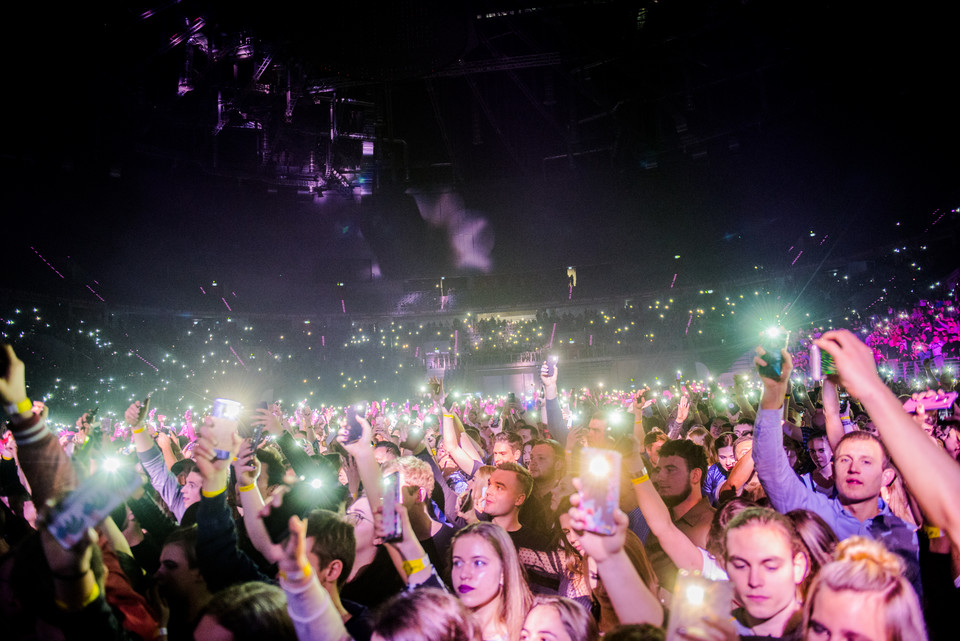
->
<box><xmin>508</xmin><ymin>524</ymin><xmax>550</xmax><ymax>552</ymax></box>
<box><xmin>340</xmin><ymin>545</ymin><xmax>406</xmax><ymax>610</ymax></box>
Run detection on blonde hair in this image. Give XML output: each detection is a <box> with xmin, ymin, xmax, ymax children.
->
<box><xmin>471</xmin><ymin>465</ymin><xmax>497</xmax><ymax>508</ymax></box>
<box><xmin>686</xmin><ymin>426</ymin><xmax>717</xmax><ymax>466</ymax></box>
<box><xmin>382</xmin><ymin>455</ymin><xmax>435</xmax><ymax>498</ymax></box>
<box><xmin>528</xmin><ymin>596</ymin><xmax>598</xmax><ymax>641</ymax></box>
<box><xmin>451</xmin><ymin>522</ymin><xmax>533</xmax><ymax>641</ymax></box>
<box><xmin>803</xmin><ymin>537</ymin><xmax>927</xmax><ymax>641</ymax></box>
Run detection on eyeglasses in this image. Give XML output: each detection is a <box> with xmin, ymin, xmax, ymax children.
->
<box><xmin>345</xmin><ymin>511</ymin><xmax>371</xmax><ymax>526</ymax></box>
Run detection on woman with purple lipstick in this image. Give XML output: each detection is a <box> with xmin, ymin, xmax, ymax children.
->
<box><xmin>450</xmin><ymin>522</ymin><xmax>533</xmax><ymax>641</ymax></box>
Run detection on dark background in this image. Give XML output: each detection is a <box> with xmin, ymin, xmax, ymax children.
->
<box><xmin>3</xmin><ymin>1</ymin><xmax>957</xmax><ymax>313</ymax></box>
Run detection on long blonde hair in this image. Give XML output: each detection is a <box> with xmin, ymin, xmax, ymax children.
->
<box><xmin>451</xmin><ymin>522</ymin><xmax>533</xmax><ymax>641</ymax></box>
<box><xmin>803</xmin><ymin>536</ymin><xmax>927</xmax><ymax>641</ymax></box>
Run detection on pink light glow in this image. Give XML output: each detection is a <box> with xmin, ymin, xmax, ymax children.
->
<box><xmin>31</xmin><ymin>246</ymin><xmax>65</xmax><ymax>279</ymax></box>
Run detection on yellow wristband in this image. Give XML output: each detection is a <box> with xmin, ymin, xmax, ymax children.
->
<box><xmin>55</xmin><ymin>580</ymin><xmax>100</xmax><ymax>611</ymax></box>
<box><xmin>279</xmin><ymin>562</ymin><xmax>312</xmax><ymax>582</ymax></box>
<box><xmin>202</xmin><ymin>486</ymin><xmax>226</xmax><ymax>498</ymax></box>
<box><xmin>132</xmin><ymin>426</ymin><xmax>146</xmax><ymax>434</ymax></box>
<box><xmin>5</xmin><ymin>398</ymin><xmax>32</xmax><ymax>415</ymax></box>
<box><xmin>237</xmin><ymin>483</ymin><xmax>256</xmax><ymax>493</ymax></box>
<box><xmin>923</xmin><ymin>525</ymin><xmax>943</xmax><ymax>539</ymax></box>
<box><xmin>402</xmin><ymin>556</ymin><xmax>428</xmax><ymax>575</ymax></box>
<box><xmin>442</xmin><ymin>414</ymin><xmax>454</xmax><ymax>419</ymax></box>
<box><xmin>631</xmin><ymin>474</ymin><xmax>650</xmax><ymax>485</ymax></box>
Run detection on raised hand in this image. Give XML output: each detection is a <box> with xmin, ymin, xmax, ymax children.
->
<box><xmin>428</xmin><ymin>376</ymin><xmax>445</xmax><ymax>406</ymax></box>
<box><xmin>676</xmin><ymin>395</ymin><xmax>691</xmax><ymax>423</ymax></box>
<box><xmin>813</xmin><ymin>330</ymin><xmax>883</xmax><ymax>400</ymax></box>
<box><xmin>0</xmin><ymin>345</ymin><xmax>27</xmax><ymax>411</ymax></box>
<box><xmin>567</xmin><ymin>479</ymin><xmax>628</xmax><ymax>563</ymax></box>
<box><xmin>233</xmin><ymin>439</ymin><xmax>261</xmax><ymax>488</ymax></box>
<box><xmin>252</xmin><ymin>407</ymin><xmax>283</xmax><ymax>435</ymax></box>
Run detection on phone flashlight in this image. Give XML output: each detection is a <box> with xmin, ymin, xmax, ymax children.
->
<box><xmin>212</xmin><ymin>398</ymin><xmax>243</xmax><ymax>420</ymax></box>
<box><xmin>588</xmin><ymin>454</ymin><xmax>612</xmax><ymax>478</ymax></box>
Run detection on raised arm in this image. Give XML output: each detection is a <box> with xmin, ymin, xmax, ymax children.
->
<box><xmin>632</xmin><ymin>472</ymin><xmax>706</xmax><ymax>574</ymax></box>
<box><xmin>441</xmin><ymin>413</ymin><xmax>482</xmax><ymax>474</ymax></box>
<box><xmin>819</xmin><ymin>379</ymin><xmax>847</xmax><ymax>452</ymax></box>
<box><xmin>817</xmin><ymin>330</ymin><xmax>960</xmax><ymax>547</ymax></box>
<box><xmin>541</xmin><ymin>361</ymin><xmax>568</xmax><ymax>445</ymax></box>
<box><xmin>718</xmin><ymin>446</ymin><xmax>755</xmax><ymax>497</ymax></box>
<box><xmin>567</xmin><ymin>492</ymin><xmax>664</xmax><ymax>626</ymax></box>
<box><xmin>752</xmin><ymin>347</ymin><xmax>832</xmax><ymax>517</ymax></box>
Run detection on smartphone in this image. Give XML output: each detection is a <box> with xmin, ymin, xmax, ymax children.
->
<box><xmin>212</xmin><ymin>398</ymin><xmax>243</xmax><ymax>420</ymax></box>
<box><xmin>250</xmin><ymin>424</ymin><xmax>267</xmax><ymax>451</ymax></box>
<box><xmin>263</xmin><ymin>480</ymin><xmax>328</xmax><ymax>544</ymax></box>
<box><xmin>100</xmin><ymin>417</ymin><xmax>113</xmax><ymax>435</ymax></box>
<box><xmin>757</xmin><ymin>328</ymin><xmax>790</xmax><ymax>379</ymax></box>
<box><xmin>136</xmin><ymin>394</ymin><xmax>152</xmax><ymax>424</ymax></box>
<box><xmin>545</xmin><ymin>355</ymin><xmax>558</xmax><ymax>377</ymax></box>
<box><xmin>341</xmin><ymin>404</ymin><xmax>366</xmax><ymax>444</ymax></box>
<box><xmin>46</xmin><ymin>464</ymin><xmax>143</xmax><ymax>548</ymax></box>
<box><xmin>664</xmin><ymin>573</ymin><xmax>735</xmax><ymax>641</ymax></box>
<box><xmin>578</xmin><ymin>448</ymin><xmax>621</xmax><ymax>535</ymax></box>
<box><xmin>381</xmin><ymin>472</ymin><xmax>403</xmax><ymax>542</ymax></box>
<box><xmin>808</xmin><ymin>344</ymin><xmax>837</xmax><ymax>380</ymax></box>
<box><xmin>903</xmin><ymin>391</ymin><xmax>958</xmax><ymax>413</ymax></box>
<box><xmin>507</xmin><ymin>392</ymin><xmax>516</xmax><ymax>404</ymax></box>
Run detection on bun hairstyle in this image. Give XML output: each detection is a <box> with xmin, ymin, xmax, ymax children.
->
<box><xmin>804</xmin><ymin>536</ymin><xmax>927</xmax><ymax>641</ymax></box>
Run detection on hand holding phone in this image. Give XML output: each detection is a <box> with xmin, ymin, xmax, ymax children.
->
<box><xmin>45</xmin><ymin>463</ymin><xmax>143</xmax><ymax>548</ymax></box>
<box><xmin>756</xmin><ymin>328</ymin><xmax>790</xmax><ymax>380</ymax></box>
<box><xmin>577</xmin><ymin>448</ymin><xmax>622</xmax><ymax>535</ymax></box>
<box><xmin>339</xmin><ymin>404</ymin><xmax>368</xmax><ymax>445</ymax></box>
<box><xmin>381</xmin><ymin>472</ymin><xmax>403</xmax><ymax>542</ymax></box>
<box><xmin>664</xmin><ymin>573</ymin><xmax>735</xmax><ymax>641</ymax></box>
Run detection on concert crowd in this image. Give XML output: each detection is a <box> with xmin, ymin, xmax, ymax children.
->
<box><xmin>2</xmin><ymin>298</ymin><xmax>960</xmax><ymax>641</ymax></box>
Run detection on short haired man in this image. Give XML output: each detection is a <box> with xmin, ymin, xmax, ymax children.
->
<box><xmin>645</xmin><ymin>438</ymin><xmax>715</xmax><ymax>591</ymax></box>
<box><xmin>492</xmin><ymin>432</ymin><xmax>523</xmax><ymax>466</ymax></box>
<box><xmin>752</xmin><ymin>347</ymin><xmax>921</xmax><ymax>597</ymax></box>
<box><xmin>482</xmin><ymin>462</ymin><xmax>544</xmax><ymax>547</ymax></box>
<box><xmin>801</xmin><ymin>431</ymin><xmax>834</xmax><ymax>496</ymax></box>
<box><xmin>585</xmin><ymin>411</ymin><xmax>611</xmax><ymax>448</ymax></box>
<box><xmin>520</xmin><ymin>439</ymin><xmax>568</xmax><ymax>536</ymax></box>
<box><xmin>643</xmin><ymin>430</ymin><xmax>668</xmax><ymax>468</ymax></box>
<box><xmin>125</xmin><ymin>401</ymin><xmax>203</xmax><ymax>523</ymax></box>
<box><xmin>155</xmin><ymin>527</ymin><xmax>213</xmax><ymax>640</ymax></box>
<box><xmin>373</xmin><ymin>440</ymin><xmax>401</xmax><ymax>466</ymax></box>
<box><xmin>515</xmin><ymin>423</ymin><xmax>541</xmax><ymax>444</ymax></box>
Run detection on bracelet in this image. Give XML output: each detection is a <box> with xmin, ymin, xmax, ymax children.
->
<box><xmin>132</xmin><ymin>426</ymin><xmax>146</xmax><ymax>434</ymax></box>
<box><xmin>923</xmin><ymin>525</ymin><xmax>943</xmax><ymax>539</ymax></box>
<box><xmin>279</xmin><ymin>562</ymin><xmax>312</xmax><ymax>583</ymax></box>
<box><xmin>402</xmin><ymin>556</ymin><xmax>428</xmax><ymax>575</ymax></box>
<box><xmin>442</xmin><ymin>414</ymin><xmax>454</xmax><ymax>419</ymax></box>
<box><xmin>201</xmin><ymin>486</ymin><xmax>226</xmax><ymax>498</ymax></box>
<box><xmin>4</xmin><ymin>398</ymin><xmax>32</xmax><ymax>415</ymax></box>
<box><xmin>237</xmin><ymin>483</ymin><xmax>256</xmax><ymax>493</ymax></box>
<box><xmin>631</xmin><ymin>474</ymin><xmax>650</xmax><ymax>485</ymax></box>
<box><xmin>156</xmin><ymin>627</ymin><xmax>168</xmax><ymax>638</ymax></box>
<box><xmin>54</xmin><ymin>581</ymin><xmax>100</xmax><ymax>611</ymax></box>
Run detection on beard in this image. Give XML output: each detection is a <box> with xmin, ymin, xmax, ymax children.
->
<box><xmin>659</xmin><ymin>481</ymin><xmax>693</xmax><ymax>507</ymax></box>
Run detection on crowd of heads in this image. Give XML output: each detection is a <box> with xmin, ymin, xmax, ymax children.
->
<box><xmin>2</xmin><ymin>295</ymin><xmax>959</xmax><ymax>641</ymax></box>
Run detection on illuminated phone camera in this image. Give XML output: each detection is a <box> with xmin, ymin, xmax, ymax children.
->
<box><xmin>212</xmin><ymin>398</ymin><xmax>243</xmax><ymax>420</ymax></box>
<box><xmin>588</xmin><ymin>453</ymin><xmax>612</xmax><ymax>478</ymax></box>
